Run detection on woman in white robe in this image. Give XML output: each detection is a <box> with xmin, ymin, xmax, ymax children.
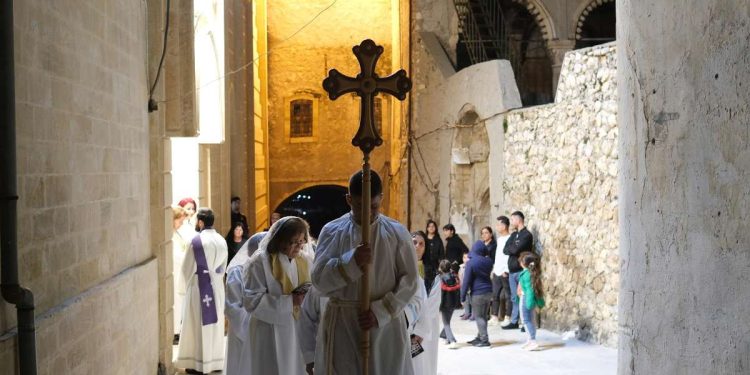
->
<box><xmin>409</xmin><ymin>231</ymin><xmax>442</xmax><ymax>375</ymax></box>
<box><xmin>243</xmin><ymin>217</ymin><xmax>313</xmax><ymax>375</ymax></box>
<box><xmin>224</xmin><ymin>231</ymin><xmax>266</xmax><ymax>375</ymax></box>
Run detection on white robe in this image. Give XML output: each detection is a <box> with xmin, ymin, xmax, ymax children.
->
<box><xmin>411</xmin><ymin>277</ymin><xmax>441</xmax><ymax>375</ymax></box>
<box><xmin>175</xmin><ymin>229</ymin><xmax>227</xmax><ymax>373</ymax></box>
<box><xmin>243</xmin><ymin>249</ymin><xmax>312</xmax><ymax>375</ymax></box>
<box><xmin>224</xmin><ymin>232</ymin><xmax>266</xmax><ymax>375</ymax></box>
<box><xmin>312</xmin><ymin>213</ymin><xmax>419</xmax><ymax>375</ymax></box>
<box><xmin>172</xmin><ymin>229</ymin><xmax>191</xmax><ymax>335</ymax></box>
<box><xmin>297</xmin><ymin>287</ymin><xmax>329</xmax><ymax>366</ymax></box>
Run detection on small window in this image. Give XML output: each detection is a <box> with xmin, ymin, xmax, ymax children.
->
<box><xmin>290</xmin><ymin>99</ymin><xmax>313</xmax><ymax>138</ymax></box>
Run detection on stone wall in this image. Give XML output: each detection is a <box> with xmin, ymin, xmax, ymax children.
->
<box><xmin>503</xmin><ymin>43</ymin><xmax>618</xmax><ymax>346</ymax></box>
<box><xmin>618</xmin><ymin>2</ymin><xmax>750</xmax><ymax>374</ymax></box>
<box><xmin>1</xmin><ymin>0</ymin><xmax>159</xmax><ymax>373</ymax></box>
<box><xmin>266</xmin><ymin>0</ymin><xmax>396</xmax><ymax>212</ymax></box>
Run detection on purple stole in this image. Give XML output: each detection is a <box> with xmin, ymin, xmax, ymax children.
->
<box><xmin>191</xmin><ymin>235</ymin><xmax>219</xmax><ymax>326</ymax></box>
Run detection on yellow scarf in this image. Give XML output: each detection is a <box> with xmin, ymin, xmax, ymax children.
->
<box><xmin>418</xmin><ymin>260</ymin><xmax>425</xmax><ymax>279</ymax></box>
<box><xmin>270</xmin><ymin>252</ymin><xmax>310</xmax><ymax>319</ymax></box>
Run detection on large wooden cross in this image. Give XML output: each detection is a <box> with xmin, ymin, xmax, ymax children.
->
<box><xmin>322</xmin><ymin>39</ymin><xmax>411</xmax><ymax>374</ymax></box>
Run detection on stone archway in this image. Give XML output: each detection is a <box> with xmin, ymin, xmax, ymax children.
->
<box><xmin>449</xmin><ymin>107</ymin><xmax>491</xmax><ymax>244</ymax></box>
<box><xmin>274</xmin><ymin>185</ymin><xmax>349</xmax><ymax>238</ymax></box>
<box><xmin>574</xmin><ymin>0</ymin><xmax>616</xmax><ymax>48</ymax></box>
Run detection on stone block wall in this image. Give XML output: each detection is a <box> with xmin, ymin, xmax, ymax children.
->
<box><xmin>1</xmin><ymin>0</ymin><xmax>159</xmax><ymax>373</ymax></box>
<box><xmin>503</xmin><ymin>43</ymin><xmax>618</xmax><ymax>346</ymax></box>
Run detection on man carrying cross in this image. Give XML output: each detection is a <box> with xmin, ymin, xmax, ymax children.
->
<box><xmin>312</xmin><ymin>170</ymin><xmax>419</xmax><ymax>374</ymax></box>
<box><xmin>175</xmin><ymin>208</ymin><xmax>228</xmax><ymax>374</ymax></box>
<box><xmin>312</xmin><ymin>38</ymin><xmax>415</xmax><ymax>375</ymax></box>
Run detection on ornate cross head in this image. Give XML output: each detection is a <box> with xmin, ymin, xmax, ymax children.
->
<box><xmin>322</xmin><ymin>39</ymin><xmax>412</xmax><ymax>153</ymax></box>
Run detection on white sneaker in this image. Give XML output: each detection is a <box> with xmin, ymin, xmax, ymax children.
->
<box><xmin>501</xmin><ymin>316</ymin><xmax>511</xmax><ymax>325</ymax></box>
<box><xmin>448</xmin><ymin>342</ymin><xmax>459</xmax><ymax>350</ymax></box>
<box><xmin>524</xmin><ymin>340</ymin><xmax>540</xmax><ymax>351</ymax></box>
<box><xmin>488</xmin><ymin>316</ymin><xmax>500</xmax><ymax>326</ymax></box>
<box><xmin>520</xmin><ymin>340</ymin><xmax>532</xmax><ymax>349</ymax></box>
<box><xmin>443</xmin><ymin>339</ymin><xmax>451</xmax><ymax>345</ymax></box>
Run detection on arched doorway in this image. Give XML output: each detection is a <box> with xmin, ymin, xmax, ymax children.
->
<box><xmin>455</xmin><ymin>0</ymin><xmax>553</xmax><ymax>106</ymax></box>
<box><xmin>449</xmin><ymin>108</ymin><xmax>491</xmax><ymax>244</ymax></box>
<box><xmin>575</xmin><ymin>1</ymin><xmax>616</xmax><ymax>49</ymax></box>
<box><xmin>274</xmin><ymin>185</ymin><xmax>349</xmax><ymax>238</ymax></box>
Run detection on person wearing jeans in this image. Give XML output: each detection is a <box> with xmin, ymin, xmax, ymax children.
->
<box><xmin>502</xmin><ymin>211</ymin><xmax>533</xmax><ymax>329</ymax></box>
<box><xmin>490</xmin><ymin>216</ymin><xmax>512</xmax><ymax>325</ymax></box>
<box><xmin>460</xmin><ymin>241</ymin><xmax>494</xmax><ymax>347</ymax></box>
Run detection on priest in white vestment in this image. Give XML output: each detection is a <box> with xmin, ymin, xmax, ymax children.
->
<box><xmin>224</xmin><ymin>231</ymin><xmax>266</xmax><ymax>375</ymax></box>
<box><xmin>312</xmin><ymin>171</ymin><xmax>419</xmax><ymax>375</ymax></box>
<box><xmin>408</xmin><ymin>231</ymin><xmax>441</xmax><ymax>375</ymax></box>
<box><xmin>175</xmin><ymin>208</ymin><xmax>228</xmax><ymax>374</ymax></box>
<box><xmin>243</xmin><ymin>216</ymin><xmax>313</xmax><ymax>375</ymax></box>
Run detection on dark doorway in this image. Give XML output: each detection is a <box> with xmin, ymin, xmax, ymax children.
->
<box><xmin>576</xmin><ymin>2</ymin><xmax>616</xmax><ymax>49</ymax></box>
<box><xmin>275</xmin><ymin>185</ymin><xmax>349</xmax><ymax>238</ymax></box>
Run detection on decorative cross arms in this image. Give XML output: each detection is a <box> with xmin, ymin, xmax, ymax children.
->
<box><xmin>322</xmin><ymin>39</ymin><xmax>412</xmax><ymax>153</ymax></box>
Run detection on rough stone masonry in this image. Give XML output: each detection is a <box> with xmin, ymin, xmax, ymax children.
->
<box><xmin>504</xmin><ymin>42</ymin><xmax>619</xmax><ymax>347</ymax></box>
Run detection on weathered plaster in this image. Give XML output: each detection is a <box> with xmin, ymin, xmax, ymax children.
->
<box><xmin>618</xmin><ymin>1</ymin><xmax>750</xmax><ymax>373</ymax></box>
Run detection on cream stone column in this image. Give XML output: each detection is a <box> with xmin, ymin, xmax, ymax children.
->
<box><xmin>547</xmin><ymin>39</ymin><xmax>575</xmax><ymax>94</ymax></box>
<box><xmin>619</xmin><ymin>1</ymin><xmax>750</xmax><ymax>374</ymax></box>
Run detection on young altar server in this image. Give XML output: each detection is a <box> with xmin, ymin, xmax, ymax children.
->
<box><xmin>297</xmin><ymin>286</ymin><xmax>329</xmax><ymax>375</ymax></box>
<box><xmin>312</xmin><ymin>170</ymin><xmax>420</xmax><ymax>375</ymax></box>
<box><xmin>224</xmin><ymin>231</ymin><xmax>266</xmax><ymax>374</ymax></box>
<box><xmin>409</xmin><ymin>231</ymin><xmax>441</xmax><ymax>375</ymax></box>
<box><xmin>175</xmin><ymin>208</ymin><xmax>228</xmax><ymax>374</ymax></box>
<box><xmin>243</xmin><ymin>216</ymin><xmax>313</xmax><ymax>375</ymax></box>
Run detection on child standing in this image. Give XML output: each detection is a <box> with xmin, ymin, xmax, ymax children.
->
<box><xmin>458</xmin><ymin>251</ymin><xmax>472</xmax><ymax>320</ymax></box>
<box><xmin>519</xmin><ymin>253</ymin><xmax>545</xmax><ymax>351</ymax></box>
<box><xmin>438</xmin><ymin>260</ymin><xmax>462</xmax><ymax>349</ymax></box>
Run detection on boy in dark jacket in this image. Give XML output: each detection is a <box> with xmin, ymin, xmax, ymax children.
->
<box><xmin>460</xmin><ymin>241</ymin><xmax>494</xmax><ymax>347</ymax></box>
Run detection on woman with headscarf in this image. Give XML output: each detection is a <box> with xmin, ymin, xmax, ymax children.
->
<box><xmin>242</xmin><ymin>216</ymin><xmax>313</xmax><ymax>375</ymax></box>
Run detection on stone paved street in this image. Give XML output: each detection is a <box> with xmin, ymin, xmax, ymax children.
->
<box><xmin>173</xmin><ymin>310</ymin><xmax>617</xmax><ymax>374</ymax></box>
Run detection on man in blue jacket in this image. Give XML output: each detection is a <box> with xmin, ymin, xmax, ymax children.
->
<box><xmin>460</xmin><ymin>241</ymin><xmax>494</xmax><ymax>347</ymax></box>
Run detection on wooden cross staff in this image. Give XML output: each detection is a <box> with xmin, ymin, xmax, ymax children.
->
<box><xmin>322</xmin><ymin>39</ymin><xmax>411</xmax><ymax>374</ymax></box>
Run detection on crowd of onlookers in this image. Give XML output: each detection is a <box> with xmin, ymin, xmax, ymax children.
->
<box><xmin>420</xmin><ymin>211</ymin><xmax>545</xmax><ymax>351</ymax></box>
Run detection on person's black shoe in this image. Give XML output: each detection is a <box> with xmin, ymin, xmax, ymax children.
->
<box><xmin>501</xmin><ymin>322</ymin><xmax>519</xmax><ymax>330</ymax></box>
<box><xmin>473</xmin><ymin>340</ymin><xmax>491</xmax><ymax>347</ymax></box>
<box><xmin>467</xmin><ymin>337</ymin><xmax>481</xmax><ymax>345</ymax></box>
<box><xmin>520</xmin><ymin>326</ymin><xmax>526</xmax><ymax>333</ymax></box>
<box><xmin>439</xmin><ymin>329</ymin><xmax>446</xmax><ymax>339</ymax></box>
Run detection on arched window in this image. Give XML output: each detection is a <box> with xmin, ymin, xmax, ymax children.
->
<box><xmin>285</xmin><ymin>93</ymin><xmax>319</xmax><ymax>142</ymax></box>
